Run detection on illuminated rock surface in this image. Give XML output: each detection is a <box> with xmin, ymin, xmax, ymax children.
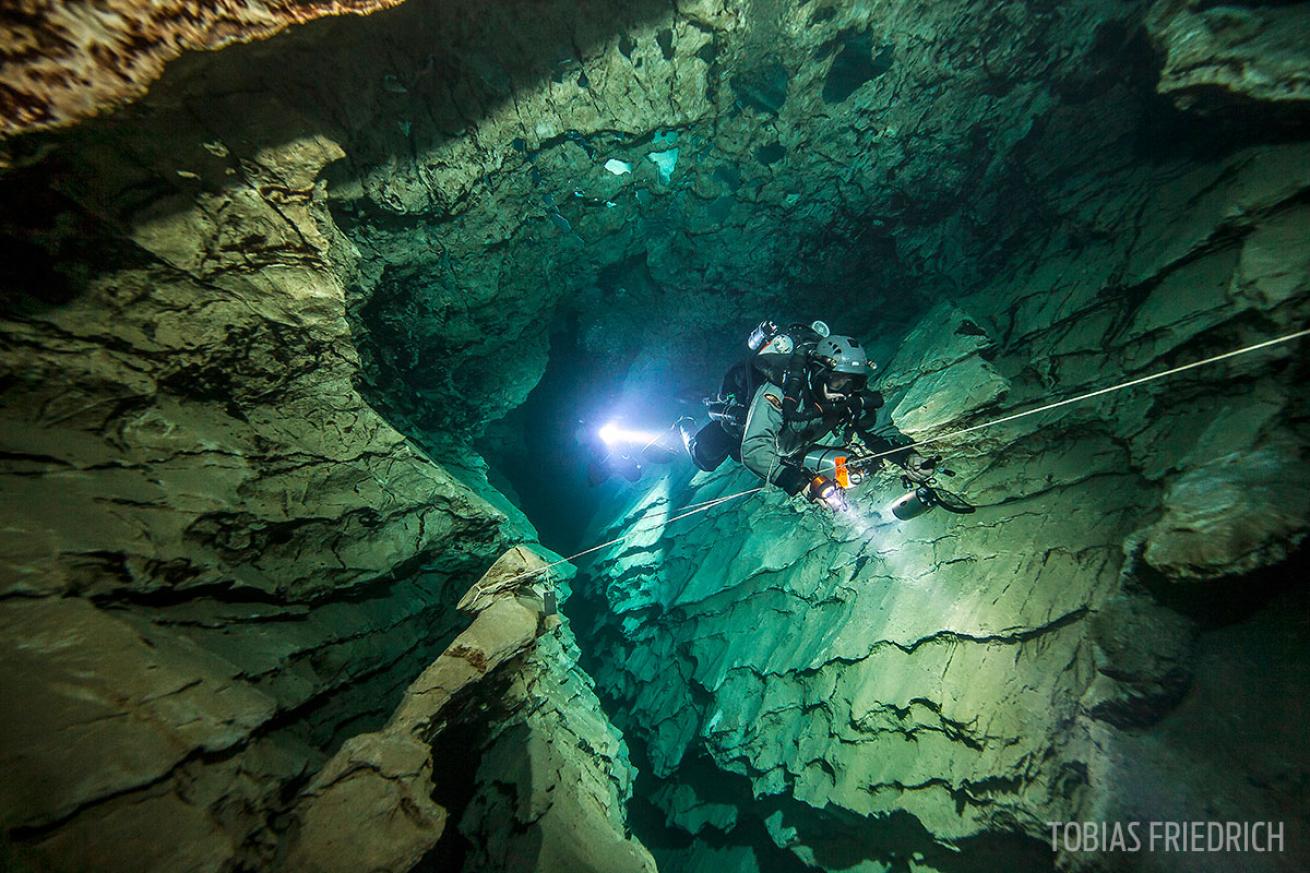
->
<box><xmin>0</xmin><ymin>0</ymin><xmax>1307</xmax><ymax>871</ymax></box>
<box><xmin>286</xmin><ymin>547</ymin><xmax>654</xmax><ymax>873</ymax></box>
<box><xmin>0</xmin><ymin>0</ymin><xmax>408</xmax><ymax>139</ymax></box>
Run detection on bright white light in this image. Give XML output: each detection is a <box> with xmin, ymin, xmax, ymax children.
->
<box><xmin>837</xmin><ymin>502</ymin><xmax>872</xmax><ymax>537</ymax></box>
<box><xmin>598</xmin><ymin>422</ymin><xmax>662</xmax><ymax>446</ymax></box>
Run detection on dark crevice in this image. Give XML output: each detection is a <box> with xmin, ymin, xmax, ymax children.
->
<box><xmin>1132</xmin><ymin>545</ymin><xmax>1308</xmax><ymax>630</ymax></box>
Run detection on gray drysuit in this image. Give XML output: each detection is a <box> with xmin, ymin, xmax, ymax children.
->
<box><xmin>739</xmin><ymin>381</ymin><xmax>847</xmax><ymax>492</ymax></box>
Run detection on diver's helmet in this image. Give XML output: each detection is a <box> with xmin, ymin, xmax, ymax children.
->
<box><xmin>811</xmin><ymin>335</ymin><xmax>871</xmax><ymax>403</ymax></box>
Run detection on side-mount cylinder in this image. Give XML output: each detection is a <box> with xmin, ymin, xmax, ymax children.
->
<box><xmin>747</xmin><ymin>320</ymin><xmax>779</xmax><ymax>351</ymax></box>
<box><xmin>801</xmin><ymin>445</ymin><xmax>864</xmax><ymax>489</ymax></box>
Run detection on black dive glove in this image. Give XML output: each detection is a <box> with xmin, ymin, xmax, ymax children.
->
<box><xmin>900</xmin><ymin>450</ymin><xmax>938</xmax><ymax>484</ymax></box>
<box><xmin>854</xmin><ymin>387</ymin><xmax>884</xmax><ymax>418</ymax></box>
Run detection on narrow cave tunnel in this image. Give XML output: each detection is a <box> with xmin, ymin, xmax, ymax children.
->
<box><xmin>1</xmin><ymin>1</ymin><xmax>1309</xmax><ymax>872</ymax></box>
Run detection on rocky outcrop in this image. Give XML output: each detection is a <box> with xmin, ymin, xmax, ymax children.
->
<box><xmin>0</xmin><ymin>109</ymin><xmax>506</xmax><ymax>873</ymax></box>
<box><xmin>1130</xmin><ymin>444</ymin><xmax>1310</xmax><ymax>582</ymax></box>
<box><xmin>883</xmin><ymin>301</ymin><xmax>1010</xmax><ymax>437</ymax></box>
<box><xmin>1</xmin><ymin>0</ymin><xmax>1307</xmax><ymax>870</ymax></box>
<box><xmin>1</xmin><ymin>6</ymin><xmax>523</xmax><ymax>867</ymax></box>
<box><xmin>456</xmin><ymin>607</ymin><xmax>656</xmax><ymax>873</ymax></box>
<box><xmin>319</xmin><ymin>0</ymin><xmax>1176</xmax><ymax>447</ymax></box>
<box><xmin>284</xmin><ymin>555</ymin><xmax>543</xmax><ymax>873</ymax></box>
<box><xmin>286</xmin><ymin>546</ymin><xmax>654</xmax><ymax>873</ymax></box>
<box><xmin>1148</xmin><ymin>0</ymin><xmax>1310</xmax><ymax>111</ymax></box>
<box><xmin>0</xmin><ymin>0</ymin><xmax>407</xmax><ymax>140</ymax></box>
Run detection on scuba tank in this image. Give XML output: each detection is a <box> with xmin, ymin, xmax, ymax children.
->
<box><xmin>747</xmin><ymin>320</ymin><xmax>779</xmax><ymax>351</ymax></box>
<box><xmin>752</xmin><ymin>321</ymin><xmax>832</xmax><ymax>424</ymax></box>
<box><xmin>750</xmin><ymin>321</ymin><xmax>828</xmax><ymax>362</ymax></box>
<box><xmin>801</xmin><ymin>445</ymin><xmax>865</xmax><ymax>490</ymax></box>
<box><xmin>887</xmin><ymin>480</ymin><xmax>977</xmax><ymax>519</ymax></box>
<box><xmin>706</xmin><ymin>320</ymin><xmax>850</xmax><ymax>457</ymax></box>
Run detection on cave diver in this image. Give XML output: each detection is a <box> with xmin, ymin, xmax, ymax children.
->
<box><xmin>678</xmin><ymin>320</ymin><xmax>971</xmax><ymax>518</ymax></box>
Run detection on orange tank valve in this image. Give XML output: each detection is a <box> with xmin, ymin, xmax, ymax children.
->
<box><xmin>834</xmin><ymin>456</ymin><xmax>850</xmax><ymax>490</ymax></box>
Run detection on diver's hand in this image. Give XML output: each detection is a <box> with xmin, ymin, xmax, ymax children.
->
<box><xmin>806</xmin><ymin>475</ymin><xmax>847</xmax><ymax>511</ymax></box>
<box><xmin>901</xmin><ymin>451</ymin><xmax>937</xmax><ymax>484</ymax></box>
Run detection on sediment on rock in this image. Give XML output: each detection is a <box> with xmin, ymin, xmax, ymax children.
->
<box><xmin>0</xmin><ymin>0</ymin><xmax>410</xmax><ymax>140</ymax></box>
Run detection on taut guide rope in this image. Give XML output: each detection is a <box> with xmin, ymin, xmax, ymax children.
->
<box><xmin>481</xmin><ymin>328</ymin><xmax>1308</xmax><ymax>593</ymax></box>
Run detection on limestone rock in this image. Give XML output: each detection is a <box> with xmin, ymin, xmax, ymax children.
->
<box><xmin>0</xmin><ymin>597</ymin><xmax>277</xmax><ymax>830</ymax></box>
<box><xmin>878</xmin><ymin>302</ymin><xmax>997</xmax><ymax>395</ymax></box>
<box><xmin>572</xmin><ymin>30</ymin><xmax>1310</xmax><ymax>870</ymax></box>
<box><xmin>0</xmin><ymin>0</ymin><xmax>1307</xmax><ymax>869</ymax></box>
<box><xmin>458</xmin><ymin>544</ymin><xmax>557</xmax><ymax>613</ymax></box>
<box><xmin>889</xmin><ymin>356</ymin><xmax>1010</xmax><ymax>438</ymax></box>
<box><xmin>1134</xmin><ymin>445</ymin><xmax>1310</xmax><ymax>582</ymax></box>
<box><xmin>0</xmin><ymin>9</ymin><xmax>518</xmax><ymax>865</ymax></box>
<box><xmin>457</xmin><ymin>611</ymin><xmax>657</xmax><ymax>873</ymax></box>
<box><xmin>285</xmin><ymin>591</ymin><xmax>544</xmax><ymax>873</ymax></box>
<box><xmin>0</xmin><ymin>0</ymin><xmax>407</xmax><ymax>139</ymax></box>
<box><xmin>285</xmin><ymin>546</ymin><xmax>653</xmax><ymax>873</ymax></box>
<box><xmin>651</xmin><ymin>843</ymin><xmax>764</xmax><ymax>873</ymax></box>
<box><xmin>1082</xmin><ymin>594</ymin><xmax>1196</xmax><ymax>728</ymax></box>
<box><xmin>651</xmin><ymin>782</ymin><xmax>740</xmax><ymax>836</ymax></box>
<box><xmin>881</xmin><ymin>302</ymin><xmax>1008</xmax><ymax>437</ymax></box>
<box><xmin>1148</xmin><ymin>0</ymin><xmax>1310</xmax><ymax>110</ymax></box>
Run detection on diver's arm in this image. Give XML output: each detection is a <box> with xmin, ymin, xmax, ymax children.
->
<box><xmin>740</xmin><ymin>385</ymin><xmax>811</xmax><ymax>495</ymax></box>
<box><xmin>849</xmin><ymin>390</ymin><xmax>933</xmax><ymax>474</ymax></box>
<box><xmin>858</xmin><ymin>426</ymin><xmax>912</xmax><ymax>464</ymax></box>
<box><xmin>854</xmin><ymin>418</ymin><xmax>934</xmax><ymax>480</ymax></box>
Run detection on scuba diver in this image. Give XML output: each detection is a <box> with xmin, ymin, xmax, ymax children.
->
<box><xmin>679</xmin><ymin>320</ymin><xmax>966</xmax><ymax>516</ymax></box>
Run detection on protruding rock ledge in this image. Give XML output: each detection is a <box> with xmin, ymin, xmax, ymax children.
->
<box><xmin>0</xmin><ymin>0</ymin><xmax>409</xmax><ymax>140</ymax></box>
<box><xmin>285</xmin><ymin>546</ymin><xmax>655</xmax><ymax>873</ymax></box>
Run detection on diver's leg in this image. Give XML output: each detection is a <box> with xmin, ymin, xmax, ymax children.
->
<box><xmin>682</xmin><ymin>420</ymin><xmax>734</xmax><ymax>471</ymax></box>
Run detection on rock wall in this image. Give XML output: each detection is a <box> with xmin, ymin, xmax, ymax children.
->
<box><xmin>0</xmin><ymin>1</ymin><xmax>651</xmax><ymax>868</ymax></box>
<box><xmin>321</xmin><ymin>0</ymin><xmax>1178</xmax><ymax>446</ymax></box>
<box><xmin>558</xmin><ymin>2</ymin><xmax>1310</xmax><ymax>869</ymax></box>
<box><xmin>1147</xmin><ymin>0</ymin><xmax>1310</xmax><ymax>111</ymax></box>
<box><xmin>2</xmin><ymin>0</ymin><xmax>729</xmax><ymax>867</ymax></box>
<box><xmin>285</xmin><ymin>547</ymin><xmax>655</xmax><ymax>873</ymax></box>
<box><xmin>576</xmin><ymin>63</ymin><xmax>1310</xmax><ymax>873</ymax></box>
<box><xmin>0</xmin><ymin>0</ymin><xmax>407</xmax><ymax>139</ymax></box>
<box><xmin>1</xmin><ymin>0</ymin><xmax>1307</xmax><ymax>870</ymax></box>
<box><xmin>0</xmin><ymin>45</ymin><xmax>511</xmax><ymax>872</ymax></box>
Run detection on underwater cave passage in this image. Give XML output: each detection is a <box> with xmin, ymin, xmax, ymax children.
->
<box><xmin>477</xmin><ymin>315</ymin><xmax>634</xmax><ymax>556</ymax></box>
<box><xmin>1</xmin><ymin>0</ymin><xmax>1309</xmax><ymax>872</ymax></box>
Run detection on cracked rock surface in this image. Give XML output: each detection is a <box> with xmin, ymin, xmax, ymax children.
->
<box><xmin>285</xmin><ymin>547</ymin><xmax>654</xmax><ymax>873</ymax></box>
<box><xmin>0</xmin><ymin>0</ymin><xmax>408</xmax><ymax>139</ymax></box>
<box><xmin>0</xmin><ymin>0</ymin><xmax>1308</xmax><ymax>870</ymax></box>
<box><xmin>564</xmin><ymin>7</ymin><xmax>1310</xmax><ymax>869</ymax></box>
